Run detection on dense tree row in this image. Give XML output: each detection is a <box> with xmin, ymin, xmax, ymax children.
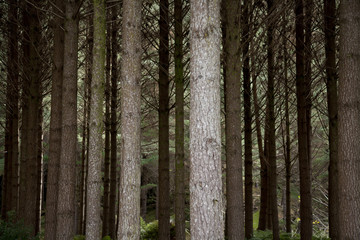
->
<box><xmin>0</xmin><ymin>0</ymin><xmax>359</xmax><ymax>239</ymax></box>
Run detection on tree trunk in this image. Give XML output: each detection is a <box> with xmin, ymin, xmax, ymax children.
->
<box><xmin>338</xmin><ymin>0</ymin><xmax>360</xmax><ymax>238</ymax></box>
<box><xmin>266</xmin><ymin>0</ymin><xmax>279</xmax><ymax>238</ymax></box>
<box><xmin>190</xmin><ymin>0</ymin><xmax>224</xmax><ymax>239</ymax></box>
<box><xmin>3</xmin><ymin>0</ymin><xmax>19</xmax><ymax>219</ymax></box>
<box><xmin>158</xmin><ymin>0</ymin><xmax>170</xmax><ymax>237</ymax></box>
<box><xmin>223</xmin><ymin>0</ymin><xmax>244</xmax><ymax>239</ymax></box>
<box><xmin>56</xmin><ymin>0</ymin><xmax>80</xmax><ymax>238</ymax></box>
<box><xmin>19</xmin><ymin>1</ymin><xmax>42</xmax><ymax>235</ymax></box>
<box><xmin>242</xmin><ymin>0</ymin><xmax>253</xmax><ymax>238</ymax></box>
<box><xmin>174</xmin><ymin>0</ymin><xmax>185</xmax><ymax>238</ymax></box>
<box><xmin>109</xmin><ymin>4</ymin><xmax>119</xmax><ymax>240</ymax></box>
<box><xmin>45</xmin><ymin>0</ymin><xmax>65</xmax><ymax>238</ymax></box>
<box><xmin>85</xmin><ymin>0</ymin><xmax>106</xmax><ymax>239</ymax></box>
<box><xmin>117</xmin><ymin>0</ymin><xmax>142</xmax><ymax>238</ymax></box>
<box><xmin>324</xmin><ymin>0</ymin><xmax>339</xmax><ymax>238</ymax></box>
<box><xmin>295</xmin><ymin>0</ymin><xmax>313</xmax><ymax>238</ymax></box>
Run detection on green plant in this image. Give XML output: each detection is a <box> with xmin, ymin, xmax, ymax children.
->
<box><xmin>0</xmin><ymin>211</ymin><xmax>39</xmax><ymax>240</ymax></box>
<box><xmin>73</xmin><ymin>235</ymin><xmax>85</xmax><ymax>240</ymax></box>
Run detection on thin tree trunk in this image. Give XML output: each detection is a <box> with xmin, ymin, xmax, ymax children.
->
<box><xmin>117</xmin><ymin>0</ymin><xmax>142</xmax><ymax>238</ymax></box>
<box><xmin>190</xmin><ymin>0</ymin><xmax>224</xmax><ymax>238</ymax></box>
<box><xmin>295</xmin><ymin>0</ymin><xmax>313</xmax><ymax>238</ymax></box>
<box><xmin>3</xmin><ymin>0</ymin><xmax>19</xmax><ymax>219</ymax></box>
<box><xmin>338</xmin><ymin>0</ymin><xmax>360</xmax><ymax>238</ymax></box>
<box><xmin>158</xmin><ymin>0</ymin><xmax>170</xmax><ymax>237</ymax></box>
<box><xmin>56</xmin><ymin>0</ymin><xmax>80</xmax><ymax>238</ymax></box>
<box><xmin>174</xmin><ymin>0</ymin><xmax>185</xmax><ymax>238</ymax></box>
<box><xmin>243</xmin><ymin>0</ymin><xmax>253</xmax><ymax>238</ymax></box>
<box><xmin>109</xmin><ymin>4</ymin><xmax>119</xmax><ymax>240</ymax></box>
<box><xmin>324</xmin><ymin>0</ymin><xmax>339</xmax><ymax>238</ymax></box>
<box><xmin>223</xmin><ymin>0</ymin><xmax>244</xmax><ymax>239</ymax></box>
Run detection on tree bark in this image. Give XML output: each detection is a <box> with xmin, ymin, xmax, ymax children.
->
<box><xmin>85</xmin><ymin>0</ymin><xmax>106</xmax><ymax>239</ymax></box>
<box><xmin>56</xmin><ymin>0</ymin><xmax>80</xmax><ymax>238</ymax></box>
<box><xmin>324</xmin><ymin>0</ymin><xmax>339</xmax><ymax>238</ymax></box>
<box><xmin>117</xmin><ymin>0</ymin><xmax>142</xmax><ymax>238</ymax></box>
<box><xmin>223</xmin><ymin>0</ymin><xmax>244</xmax><ymax>239</ymax></box>
<box><xmin>295</xmin><ymin>0</ymin><xmax>313</xmax><ymax>238</ymax></box>
<box><xmin>190</xmin><ymin>0</ymin><xmax>224</xmax><ymax>239</ymax></box>
<box><xmin>338</xmin><ymin>0</ymin><xmax>360</xmax><ymax>238</ymax></box>
<box><xmin>174</xmin><ymin>0</ymin><xmax>185</xmax><ymax>238</ymax></box>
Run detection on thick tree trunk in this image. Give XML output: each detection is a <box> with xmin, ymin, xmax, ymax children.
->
<box><xmin>56</xmin><ymin>1</ymin><xmax>80</xmax><ymax>238</ymax></box>
<box><xmin>85</xmin><ymin>0</ymin><xmax>106</xmax><ymax>239</ymax></box>
<box><xmin>324</xmin><ymin>0</ymin><xmax>339</xmax><ymax>239</ymax></box>
<box><xmin>190</xmin><ymin>0</ymin><xmax>224</xmax><ymax>239</ymax></box>
<box><xmin>338</xmin><ymin>0</ymin><xmax>360</xmax><ymax>238</ymax></box>
<box><xmin>223</xmin><ymin>0</ymin><xmax>244</xmax><ymax>239</ymax></box>
<box><xmin>242</xmin><ymin>0</ymin><xmax>253</xmax><ymax>238</ymax></box>
<box><xmin>295</xmin><ymin>0</ymin><xmax>313</xmax><ymax>238</ymax></box>
<box><xmin>109</xmin><ymin>4</ymin><xmax>118</xmax><ymax>240</ymax></box>
<box><xmin>266</xmin><ymin>0</ymin><xmax>279</xmax><ymax>239</ymax></box>
<box><xmin>3</xmin><ymin>0</ymin><xmax>19</xmax><ymax>219</ymax></box>
<box><xmin>19</xmin><ymin>1</ymin><xmax>42</xmax><ymax>235</ymax></box>
<box><xmin>158</xmin><ymin>0</ymin><xmax>170</xmax><ymax>237</ymax></box>
<box><xmin>45</xmin><ymin>0</ymin><xmax>65</xmax><ymax>238</ymax></box>
<box><xmin>117</xmin><ymin>0</ymin><xmax>142</xmax><ymax>238</ymax></box>
<box><xmin>174</xmin><ymin>0</ymin><xmax>185</xmax><ymax>238</ymax></box>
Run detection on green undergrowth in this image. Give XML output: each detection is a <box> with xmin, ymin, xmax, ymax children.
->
<box><xmin>248</xmin><ymin>230</ymin><xmax>330</xmax><ymax>240</ymax></box>
<box><xmin>0</xmin><ymin>211</ymin><xmax>41</xmax><ymax>240</ymax></box>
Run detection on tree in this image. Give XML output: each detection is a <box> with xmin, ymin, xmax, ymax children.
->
<box><xmin>338</xmin><ymin>0</ymin><xmax>360</xmax><ymax>238</ymax></box>
<box><xmin>44</xmin><ymin>0</ymin><xmax>65</xmax><ymax>238</ymax></box>
<box><xmin>85</xmin><ymin>0</ymin><xmax>105</xmax><ymax>239</ymax></box>
<box><xmin>223</xmin><ymin>0</ymin><xmax>244</xmax><ymax>238</ymax></box>
<box><xmin>190</xmin><ymin>0</ymin><xmax>224</xmax><ymax>239</ymax></box>
<box><xmin>174</xmin><ymin>0</ymin><xmax>186</xmax><ymax>238</ymax></box>
<box><xmin>117</xmin><ymin>0</ymin><xmax>142</xmax><ymax>238</ymax></box>
<box><xmin>324</xmin><ymin>0</ymin><xmax>338</xmax><ymax>238</ymax></box>
<box><xmin>56</xmin><ymin>0</ymin><xmax>80</xmax><ymax>238</ymax></box>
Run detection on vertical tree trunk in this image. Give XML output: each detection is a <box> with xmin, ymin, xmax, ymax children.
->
<box><xmin>45</xmin><ymin>0</ymin><xmax>65</xmax><ymax>238</ymax></box>
<box><xmin>158</xmin><ymin>0</ymin><xmax>170</xmax><ymax>237</ymax></box>
<box><xmin>338</xmin><ymin>0</ymin><xmax>360</xmax><ymax>238</ymax></box>
<box><xmin>85</xmin><ymin>0</ymin><xmax>106</xmax><ymax>239</ymax></box>
<box><xmin>3</xmin><ymin>0</ymin><xmax>19</xmax><ymax>219</ymax></box>
<box><xmin>295</xmin><ymin>0</ymin><xmax>313</xmax><ymax>238</ymax></box>
<box><xmin>117</xmin><ymin>0</ymin><xmax>142</xmax><ymax>238</ymax></box>
<box><xmin>223</xmin><ymin>0</ymin><xmax>244</xmax><ymax>239</ymax></box>
<box><xmin>102</xmin><ymin>12</ymin><xmax>111</xmax><ymax>237</ymax></box>
<box><xmin>56</xmin><ymin>0</ymin><xmax>80</xmax><ymax>238</ymax></box>
<box><xmin>174</xmin><ymin>0</ymin><xmax>185</xmax><ymax>238</ymax></box>
<box><xmin>324</xmin><ymin>0</ymin><xmax>339</xmax><ymax>238</ymax></box>
<box><xmin>109</xmin><ymin>4</ymin><xmax>119</xmax><ymax>240</ymax></box>
<box><xmin>266</xmin><ymin>0</ymin><xmax>279</xmax><ymax>238</ymax></box>
<box><xmin>190</xmin><ymin>0</ymin><xmax>224</xmax><ymax>239</ymax></box>
<box><xmin>19</xmin><ymin>1</ymin><xmax>42</xmax><ymax>235</ymax></box>
<box><xmin>242</xmin><ymin>0</ymin><xmax>253</xmax><ymax>238</ymax></box>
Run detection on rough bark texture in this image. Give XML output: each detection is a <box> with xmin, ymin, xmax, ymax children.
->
<box><xmin>295</xmin><ymin>0</ymin><xmax>313</xmax><ymax>238</ymax></box>
<box><xmin>223</xmin><ymin>0</ymin><xmax>244</xmax><ymax>239</ymax></box>
<box><xmin>266</xmin><ymin>0</ymin><xmax>279</xmax><ymax>238</ymax></box>
<box><xmin>19</xmin><ymin>1</ymin><xmax>42</xmax><ymax>235</ymax></box>
<box><xmin>158</xmin><ymin>0</ymin><xmax>170</xmax><ymax>237</ymax></box>
<box><xmin>324</xmin><ymin>0</ymin><xmax>339</xmax><ymax>238</ymax></box>
<box><xmin>338</xmin><ymin>0</ymin><xmax>360</xmax><ymax>238</ymax></box>
<box><xmin>85</xmin><ymin>0</ymin><xmax>105</xmax><ymax>239</ymax></box>
<box><xmin>56</xmin><ymin>1</ymin><xmax>79</xmax><ymax>238</ymax></box>
<box><xmin>190</xmin><ymin>0</ymin><xmax>224</xmax><ymax>239</ymax></box>
<box><xmin>117</xmin><ymin>0</ymin><xmax>142</xmax><ymax>238</ymax></box>
<box><xmin>242</xmin><ymin>0</ymin><xmax>253</xmax><ymax>238</ymax></box>
<box><xmin>3</xmin><ymin>0</ymin><xmax>19</xmax><ymax>219</ymax></box>
<box><xmin>109</xmin><ymin>4</ymin><xmax>118</xmax><ymax>239</ymax></box>
<box><xmin>174</xmin><ymin>0</ymin><xmax>185</xmax><ymax>238</ymax></box>
<box><xmin>45</xmin><ymin>0</ymin><xmax>65</xmax><ymax>238</ymax></box>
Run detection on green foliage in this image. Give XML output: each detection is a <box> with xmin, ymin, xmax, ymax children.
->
<box><xmin>73</xmin><ymin>235</ymin><xmax>85</xmax><ymax>240</ymax></box>
<box><xmin>247</xmin><ymin>230</ymin><xmax>331</xmax><ymax>240</ymax></box>
<box><xmin>0</xmin><ymin>211</ymin><xmax>39</xmax><ymax>240</ymax></box>
<box><xmin>102</xmin><ymin>236</ymin><xmax>112</xmax><ymax>240</ymax></box>
<box><xmin>140</xmin><ymin>217</ymin><xmax>177</xmax><ymax>240</ymax></box>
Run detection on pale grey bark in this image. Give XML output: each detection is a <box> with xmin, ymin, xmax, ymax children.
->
<box><xmin>189</xmin><ymin>0</ymin><xmax>224</xmax><ymax>239</ymax></box>
<box><xmin>85</xmin><ymin>0</ymin><xmax>106</xmax><ymax>239</ymax></box>
<box><xmin>117</xmin><ymin>0</ymin><xmax>142</xmax><ymax>239</ymax></box>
